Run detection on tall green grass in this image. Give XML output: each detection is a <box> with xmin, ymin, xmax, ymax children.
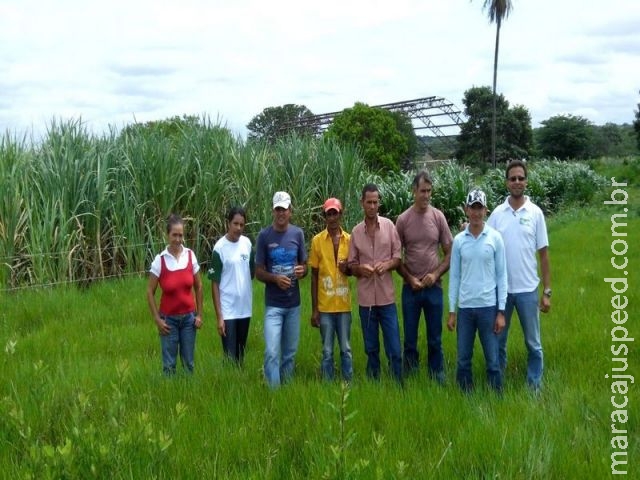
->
<box><xmin>1</xmin><ymin>172</ymin><xmax>638</xmax><ymax>477</ymax></box>
<box><xmin>0</xmin><ymin>117</ymin><xmax>610</xmax><ymax>290</ymax></box>
<box><xmin>0</xmin><ymin>119</ymin><xmax>368</xmax><ymax>289</ymax></box>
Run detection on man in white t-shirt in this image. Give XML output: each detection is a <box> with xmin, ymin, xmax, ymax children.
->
<box><xmin>487</xmin><ymin>159</ymin><xmax>552</xmax><ymax>391</ymax></box>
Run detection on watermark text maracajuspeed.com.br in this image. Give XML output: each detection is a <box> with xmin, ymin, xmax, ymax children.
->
<box><xmin>604</xmin><ymin>177</ymin><xmax>633</xmax><ymax>475</ymax></box>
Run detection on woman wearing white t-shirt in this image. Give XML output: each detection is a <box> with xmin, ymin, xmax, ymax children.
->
<box><xmin>208</xmin><ymin>207</ymin><xmax>255</xmax><ymax>364</ymax></box>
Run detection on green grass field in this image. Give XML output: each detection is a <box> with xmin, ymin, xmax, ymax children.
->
<box><xmin>1</xmin><ymin>167</ymin><xmax>638</xmax><ymax>479</ymax></box>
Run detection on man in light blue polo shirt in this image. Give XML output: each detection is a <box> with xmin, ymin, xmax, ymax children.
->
<box><xmin>447</xmin><ymin>188</ymin><xmax>507</xmax><ymax>392</ymax></box>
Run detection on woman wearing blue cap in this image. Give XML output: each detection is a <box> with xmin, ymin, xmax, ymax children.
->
<box><xmin>447</xmin><ymin>188</ymin><xmax>507</xmax><ymax>392</ymax></box>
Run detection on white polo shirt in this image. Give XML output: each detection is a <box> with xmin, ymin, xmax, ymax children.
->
<box><xmin>487</xmin><ymin>196</ymin><xmax>549</xmax><ymax>293</ymax></box>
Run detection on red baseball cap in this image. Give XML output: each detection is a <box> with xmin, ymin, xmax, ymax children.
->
<box><xmin>323</xmin><ymin>197</ymin><xmax>342</xmax><ymax>213</ymax></box>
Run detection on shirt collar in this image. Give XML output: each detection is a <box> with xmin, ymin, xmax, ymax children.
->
<box><xmin>464</xmin><ymin>223</ymin><xmax>488</xmax><ymax>237</ymax></box>
<box><xmin>363</xmin><ymin>218</ymin><xmax>380</xmax><ymax>234</ymax></box>
<box><xmin>502</xmin><ymin>195</ymin><xmax>531</xmax><ymax>213</ymax></box>
<box><xmin>161</xmin><ymin>246</ymin><xmax>185</xmax><ymax>259</ymax></box>
<box><xmin>320</xmin><ymin>227</ymin><xmax>346</xmax><ymax>240</ymax></box>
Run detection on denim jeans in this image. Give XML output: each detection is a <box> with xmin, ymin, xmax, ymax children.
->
<box><xmin>319</xmin><ymin>312</ymin><xmax>353</xmax><ymax>381</ymax></box>
<box><xmin>500</xmin><ymin>290</ymin><xmax>543</xmax><ymax>388</ymax></box>
<box><xmin>359</xmin><ymin>304</ymin><xmax>402</xmax><ymax>382</ymax></box>
<box><xmin>160</xmin><ymin>312</ymin><xmax>196</xmax><ymax>374</ymax></box>
<box><xmin>221</xmin><ymin>317</ymin><xmax>250</xmax><ymax>364</ymax></box>
<box><xmin>402</xmin><ymin>284</ymin><xmax>444</xmax><ymax>379</ymax></box>
<box><xmin>455</xmin><ymin>306</ymin><xmax>502</xmax><ymax>392</ymax></box>
<box><xmin>263</xmin><ymin>305</ymin><xmax>301</xmax><ymax>388</ymax></box>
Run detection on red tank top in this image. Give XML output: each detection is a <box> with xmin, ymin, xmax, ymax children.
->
<box><xmin>159</xmin><ymin>250</ymin><xmax>195</xmax><ymax>315</ymax></box>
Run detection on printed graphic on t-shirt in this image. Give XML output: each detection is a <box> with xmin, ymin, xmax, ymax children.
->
<box><xmin>270</xmin><ymin>246</ymin><xmax>297</xmax><ymax>288</ymax></box>
<box><xmin>322</xmin><ymin>275</ymin><xmax>348</xmax><ymax>298</ymax></box>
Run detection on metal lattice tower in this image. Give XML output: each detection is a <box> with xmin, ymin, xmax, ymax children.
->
<box><xmin>279</xmin><ymin>96</ymin><xmax>466</xmax><ymax>155</ymax></box>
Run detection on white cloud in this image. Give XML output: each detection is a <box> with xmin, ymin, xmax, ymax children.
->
<box><xmin>1</xmin><ymin>0</ymin><xmax>639</xmax><ymax>137</ymax></box>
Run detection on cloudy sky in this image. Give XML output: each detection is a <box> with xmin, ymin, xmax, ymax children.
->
<box><xmin>1</xmin><ymin>0</ymin><xmax>639</xmax><ymax>139</ymax></box>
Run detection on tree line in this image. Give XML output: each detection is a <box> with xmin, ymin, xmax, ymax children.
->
<box><xmin>246</xmin><ymin>87</ymin><xmax>640</xmax><ymax>173</ymax></box>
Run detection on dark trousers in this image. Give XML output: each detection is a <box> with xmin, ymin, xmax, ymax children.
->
<box><xmin>359</xmin><ymin>304</ymin><xmax>402</xmax><ymax>382</ymax></box>
<box><xmin>221</xmin><ymin>317</ymin><xmax>250</xmax><ymax>364</ymax></box>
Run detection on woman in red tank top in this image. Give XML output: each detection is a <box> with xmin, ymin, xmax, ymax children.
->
<box><xmin>146</xmin><ymin>214</ymin><xmax>203</xmax><ymax>374</ymax></box>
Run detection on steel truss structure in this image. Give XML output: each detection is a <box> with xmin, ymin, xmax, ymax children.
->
<box><xmin>278</xmin><ymin>96</ymin><xmax>466</xmax><ymax>154</ymax></box>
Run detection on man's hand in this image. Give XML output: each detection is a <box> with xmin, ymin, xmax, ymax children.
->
<box><xmin>447</xmin><ymin>312</ymin><xmax>457</xmax><ymax>331</ymax></box>
<box><xmin>310</xmin><ymin>310</ymin><xmax>320</xmax><ymax>328</ymax></box>
<box><xmin>494</xmin><ymin>311</ymin><xmax>505</xmax><ymax>334</ymax></box>
<box><xmin>540</xmin><ymin>295</ymin><xmax>551</xmax><ymax>313</ymax></box>
<box><xmin>293</xmin><ymin>264</ymin><xmax>305</xmax><ymax>278</ymax></box>
<box><xmin>373</xmin><ymin>261</ymin><xmax>386</xmax><ymax>275</ymax></box>
<box><xmin>276</xmin><ymin>275</ymin><xmax>292</xmax><ymax>290</ymax></box>
<box><xmin>408</xmin><ymin>274</ymin><xmax>422</xmax><ymax>291</ymax></box>
<box><xmin>421</xmin><ymin>273</ymin><xmax>437</xmax><ymax>288</ymax></box>
<box><xmin>338</xmin><ymin>260</ymin><xmax>349</xmax><ymax>275</ymax></box>
<box><xmin>359</xmin><ymin>264</ymin><xmax>376</xmax><ymax>278</ymax></box>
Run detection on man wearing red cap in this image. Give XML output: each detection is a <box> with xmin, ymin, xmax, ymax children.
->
<box><xmin>308</xmin><ymin>197</ymin><xmax>353</xmax><ymax>382</ymax></box>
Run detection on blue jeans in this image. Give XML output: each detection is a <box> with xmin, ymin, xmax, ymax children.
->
<box><xmin>500</xmin><ymin>290</ymin><xmax>543</xmax><ymax>388</ymax></box>
<box><xmin>359</xmin><ymin>304</ymin><xmax>402</xmax><ymax>382</ymax></box>
<box><xmin>319</xmin><ymin>312</ymin><xmax>353</xmax><ymax>381</ymax></box>
<box><xmin>455</xmin><ymin>306</ymin><xmax>502</xmax><ymax>392</ymax></box>
<box><xmin>221</xmin><ymin>317</ymin><xmax>250</xmax><ymax>364</ymax></box>
<box><xmin>263</xmin><ymin>305</ymin><xmax>301</xmax><ymax>388</ymax></box>
<box><xmin>160</xmin><ymin>312</ymin><xmax>196</xmax><ymax>374</ymax></box>
<box><xmin>402</xmin><ymin>284</ymin><xmax>444</xmax><ymax>379</ymax></box>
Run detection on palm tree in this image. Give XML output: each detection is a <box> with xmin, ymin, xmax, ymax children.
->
<box><xmin>634</xmin><ymin>90</ymin><xmax>640</xmax><ymax>151</ymax></box>
<box><xmin>482</xmin><ymin>0</ymin><xmax>513</xmax><ymax>167</ymax></box>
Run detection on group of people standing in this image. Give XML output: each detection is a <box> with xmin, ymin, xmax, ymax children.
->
<box><xmin>146</xmin><ymin>159</ymin><xmax>551</xmax><ymax>393</ymax></box>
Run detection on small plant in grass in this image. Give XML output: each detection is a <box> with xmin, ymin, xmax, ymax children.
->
<box><xmin>321</xmin><ymin>382</ymin><xmax>410</xmax><ymax>479</ymax></box>
<box><xmin>322</xmin><ymin>381</ymin><xmax>359</xmax><ymax>479</ymax></box>
<box><xmin>1</xmin><ymin>359</ymin><xmax>186</xmax><ymax>478</ymax></box>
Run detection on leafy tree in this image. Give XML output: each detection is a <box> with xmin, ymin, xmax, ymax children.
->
<box><xmin>634</xmin><ymin>90</ymin><xmax>640</xmax><ymax>151</ymax></box>
<box><xmin>536</xmin><ymin>114</ymin><xmax>594</xmax><ymax>160</ymax></box>
<box><xmin>389</xmin><ymin>111</ymin><xmax>419</xmax><ymax>168</ymax></box>
<box><xmin>505</xmin><ymin>105</ymin><xmax>533</xmax><ymax>157</ymax></box>
<box><xmin>592</xmin><ymin>123</ymin><xmax>624</xmax><ymax>157</ymax></box>
<box><xmin>324</xmin><ymin>103</ymin><xmax>410</xmax><ymax>173</ymax></box>
<box><xmin>121</xmin><ymin>115</ymin><xmax>207</xmax><ymax>140</ymax></box>
<box><xmin>417</xmin><ymin>135</ymin><xmax>459</xmax><ymax>160</ymax></box>
<box><xmin>456</xmin><ymin>86</ymin><xmax>532</xmax><ymax>166</ymax></box>
<box><xmin>246</xmin><ymin>104</ymin><xmax>315</xmax><ymax>143</ymax></box>
<box><xmin>587</xmin><ymin>123</ymin><xmax>639</xmax><ymax>157</ymax></box>
<box><xmin>480</xmin><ymin>0</ymin><xmax>513</xmax><ymax>167</ymax></box>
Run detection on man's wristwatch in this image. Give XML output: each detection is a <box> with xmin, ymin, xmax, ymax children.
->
<box><xmin>543</xmin><ymin>288</ymin><xmax>552</xmax><ymax>298</ymax></box>
<box><xmin>497</xmin><ymin>310</ymin><xmax>505</xmax><ymax>315</ymax></box>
